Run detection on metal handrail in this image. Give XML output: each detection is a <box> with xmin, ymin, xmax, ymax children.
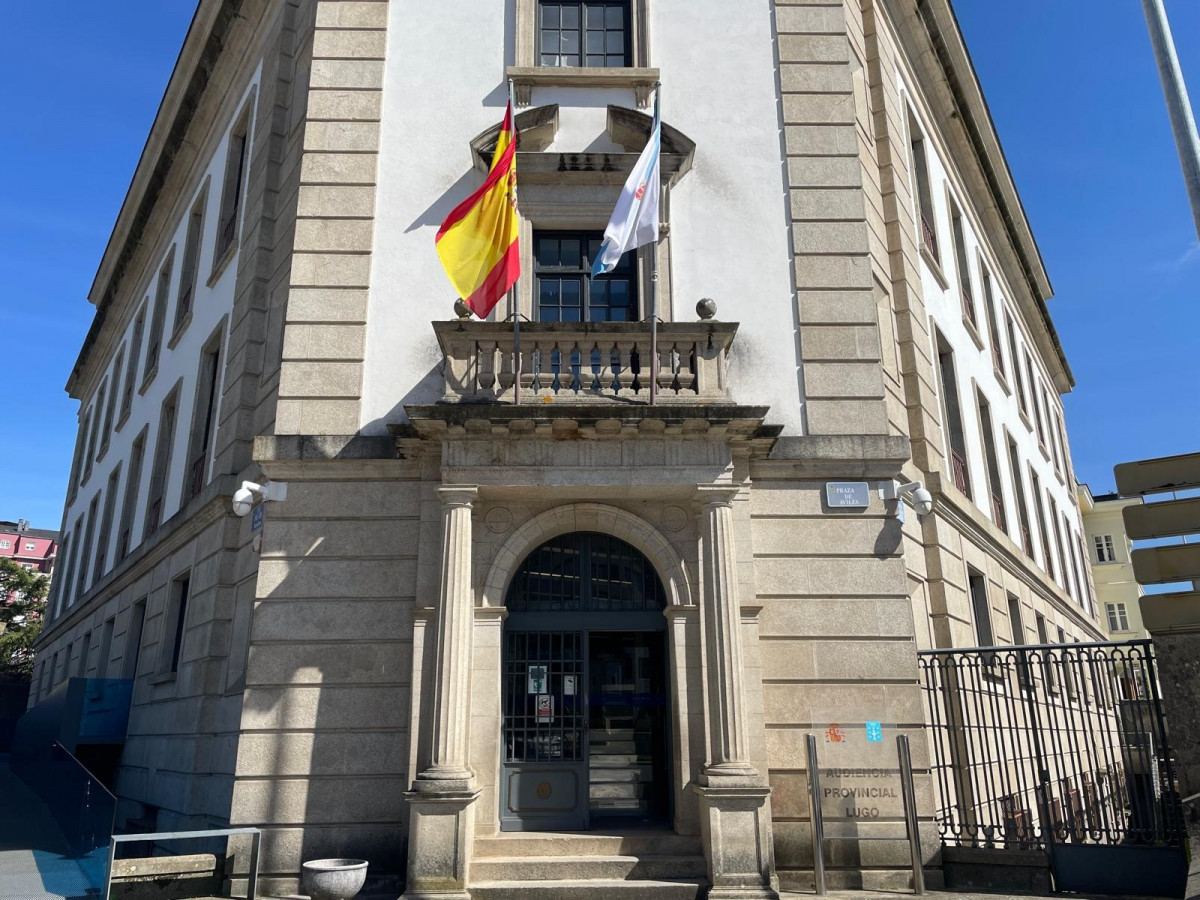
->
<box><xmin>104</xmin><ymin>826</ymin><xmax>260</xmax><ymax>900</ymax></box>
<box><xmin>919</xmin><ymin>637</ymin><xmax>1154</xmax><ymax>655</ymax></box>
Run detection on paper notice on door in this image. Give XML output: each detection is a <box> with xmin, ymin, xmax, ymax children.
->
<box><xmin>563</xmin><ymin>675</ymin><xmax>577</xmax><ymax>696</ymax></box>
<box><xmin>536</xmin><ymin>694</ymin><xmax>553</xmax><ymax>721</ymax></box>
<box><xmin>528</xmin><ymin>665</ymin><xmax>547</xmax><ymax>694</ymax></box>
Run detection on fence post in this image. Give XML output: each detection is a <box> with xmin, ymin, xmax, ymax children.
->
<box><xmin>1017</xmin><ymin>645</ymin><xmax>1057</xmax><ymax>876</ymax></box>
<box><xmin>897</xmin><ymin>734</ymin><xmax>925</xmax><ymax>894</ymax></box>
<box><xmin>806</xmin><ymin>733</ymin><xmax>826</xmax><ymax>896</ymax></box>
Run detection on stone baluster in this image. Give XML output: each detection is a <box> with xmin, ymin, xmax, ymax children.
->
<box><xmin>617</xmin><ymin>341</ymin><xmax>636</xmax><ymax>395</ymax></box>
<box><xmin>678</xmin><ymin>341</ymin><xmax>697</xmax><ymax>395</ymax></box>
<box><xmin>477</xmin><ymin>340</ymin><xmax>497</xmax><ymax>396</ymax></box>
<box><xmin>657</xmin><ymin>341</ymin><xmax>676</xmax><ymax>397</ymax></box>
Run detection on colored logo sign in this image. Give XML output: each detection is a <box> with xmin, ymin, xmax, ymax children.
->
<box><xmin>865</xmin><ymin>721</ymin><xmax>883</xmax><ymax>742</ymax></box>
<box><xmin>825</xmin><ymin>723</ymin><xmax>846</xmax><ymax>743</ymax></box>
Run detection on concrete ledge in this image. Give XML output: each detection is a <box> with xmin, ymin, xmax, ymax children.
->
<box><xmin>764</xmin><ymin>434</ymin><xmax>910</xmax><ymax>478</ymax></box>
<box><xmin>111</xmin><ymin>852</ymin><xmax>223</xmax><ymax>900</ymax></box>
<box><xmin>941</xmin><ymin>845</ymin><xmax>1050</xmax><ymax>895</ymax></box>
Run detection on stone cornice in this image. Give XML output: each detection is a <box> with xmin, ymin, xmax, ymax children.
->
<box><xmin>35</xmin><ymin>474</ymin><xmax>239</xmax><ymax>647</ymax></box>
<box><xmin>926</xmin><ymin>471</ymin><xmax>1104</xmax><ymax>638</ymax></box>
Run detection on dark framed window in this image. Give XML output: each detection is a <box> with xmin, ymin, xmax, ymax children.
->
<box><xmin>535</xmin><ymin>232</ymin><xmax>637</xmax><ymax>323</ymax></box>
<box><xmin>538</xmin><ymin>1</ymin><xmax>631</xmax><ymax>68</ymax></box>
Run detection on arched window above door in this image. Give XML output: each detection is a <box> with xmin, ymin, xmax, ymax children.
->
<box><xmin>506</xmin><ymin>531</ymin><xmax>666</xmax><ymax>613</ymax></box>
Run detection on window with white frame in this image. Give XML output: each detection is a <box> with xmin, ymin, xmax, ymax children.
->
<box><xmin>1094</xmin><ymin>534</ymin><xmax>1116</xmax><ymax>563</ymax></box>
<box><xmin>0</xmin><ymin>540</ymin><xmax>9</xmax><ymax>549</ymax></box>
<box><xmin>24</xmin><ymin>542</ymin><xmax>35</xmax><ymax>552</ymax></box>
<box><xmin>1106</xmin><ymin>603</ymin><xmax>1129</xmax><ymax>632</ymax></box>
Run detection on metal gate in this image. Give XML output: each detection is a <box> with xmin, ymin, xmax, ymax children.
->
<box><xmin>918</xmin><ymin>640</ymin><xmax>1187</xmax><ymax>897</ymax></box>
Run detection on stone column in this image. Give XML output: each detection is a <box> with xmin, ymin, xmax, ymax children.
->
<box><xmin>403</xmin><ymin>485</ymin><xmax>480</xmax><ymax>900</ymax></box>
<box><xmin>694</xmin><ymin>484</ymin><xmax>778</xmax><ymax>900</ymax></box>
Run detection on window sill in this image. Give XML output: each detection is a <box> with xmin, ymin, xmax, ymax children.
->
<box><xmin>208</xmin><ymin>241</ymin><xmax>237</xmax><ymax>288</ymax></box>
<box><xmin>96</xmin><ymin>442</ymin><xmax>110</xmax><ymax>464</ymax></box>
<box><xmin>1054</xmin><ymin>467</ymin><xmax>1066</xmax><ymax>486</ymax></box>
<box><xmin>994</xmin><ymin>367</ymin><xmax>1011</xmax><ymax>396</ymax></box>
<box><xmin>167</xmin><ymin>309</ymin><xmax>192</xmax><ymax>351</ymax></box>
<box><xmin>1039</xmin><ymin>441</ymin><xmax>1051</xmax><ymax>462</ymax></box>
<box><xmin>139</xmin><ymin>365</ymin><xmax>158</xmax><ymax>397</ymax></box>
<box><xmin>962</xmin><ymin>314</ymin><xmax>985</xmax><ymax>351</ymax></box>
<box><xmin>1018</xmin><ymin>409</ymin><xmax>1033</xmax><ymax>433</ymax></box>
<box><xmin>920</xmin><ymin>243</ymin><xmax>949</xmax><ymax>290</ymax></box>
<box><xmin>147</xmin><ymin>671</ymin><xmax>177</xmax><ymax>686</ymax></box>
<box><xmin>507</xmin><ymin>65</ymin><xmax>660</xmax><ymax>107</ymax></box>
<box><xmin>115</xmin><ymin>407</ymin><xmax>131</xmax><ymax>434</ymax></box>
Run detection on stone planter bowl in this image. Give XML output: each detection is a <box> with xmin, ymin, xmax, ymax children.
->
<box><xmin>301</xmin><ymin>858</ymin><xmax>369</xmax><ymax>900</ymax></box>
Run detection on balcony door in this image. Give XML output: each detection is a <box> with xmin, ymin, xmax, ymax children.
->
<box><xmin>534</xmin><ymin>232</ymin><xmax>638</xmax><ymax>323</ymax></box>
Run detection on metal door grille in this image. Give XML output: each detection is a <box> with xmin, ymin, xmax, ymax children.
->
<box><xmin>503</xmin><ymin>631</ymin><xmax>585</xmax><ymax>763</ymax></box>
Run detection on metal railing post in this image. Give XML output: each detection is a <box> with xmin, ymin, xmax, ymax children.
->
<box><xmin>897</xmin><ymin>734</ymin><xmax>926</xmax><ymax>895</ymax></box>
<box><xmin>103</xmin><ymin>837</ymin><xmax>117</xmax><ymax>900</ymax></box>
<box><xmin>806</xmin><ymin>733</ymin><xmax>826</xmax><ymax>896</ymax></box>
<box><xmin>248</xmin><ymin>828</ymin><xmax>261</xmax><ymax>900</ymax></box>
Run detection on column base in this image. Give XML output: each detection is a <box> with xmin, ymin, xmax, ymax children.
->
<box><xmin>694</xmin><ymin>783</ymin><xmax>779</xmax><ymax>900</ymax></box>
<box><xmin>399</xmin><ymin>786</ymin><xmax>480</xmax><ymax>900</ymax></box>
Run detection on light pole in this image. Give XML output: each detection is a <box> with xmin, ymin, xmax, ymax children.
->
<box><xmin>1142</xmin><ymin>0</ymin><xmax>1200</xmax><ymax>241</ymax></box>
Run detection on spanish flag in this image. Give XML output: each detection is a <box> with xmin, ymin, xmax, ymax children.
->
<box><xmin>436</xmin><ymin>103</ymin><xmax>520</xmax><ymax>319</ymax></box>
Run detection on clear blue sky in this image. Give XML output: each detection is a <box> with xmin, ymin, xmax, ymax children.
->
<box><xmin>1</xmin><ymin>2</ymin><xmax>1198</xmax><ymax>530</ymax></box>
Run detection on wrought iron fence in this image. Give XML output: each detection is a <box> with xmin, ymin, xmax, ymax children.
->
<box><xmin>918</xmin><ymin>640</ymin><xmax>1183</xmax><ymax>851</ymax></box>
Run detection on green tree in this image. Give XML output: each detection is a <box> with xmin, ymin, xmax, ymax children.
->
<box><xmin>0</xmin><ymin>556</ymin><xmax>50</xmax><ymax>677</ymax></box>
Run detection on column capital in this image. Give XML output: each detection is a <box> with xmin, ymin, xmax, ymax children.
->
<box><xmin>695</xmin><ymin>483</ymin><xmax>740</xmax><ymax>508</ymax></box>
<box><xmin>438</xmin><ymin>484</ymin><xmax>479</xmax><ymax>508</ymax></box>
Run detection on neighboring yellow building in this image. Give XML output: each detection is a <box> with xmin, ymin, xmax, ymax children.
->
<box><xmin>1078</xmin><ymin>484</ymin><xmax>1147</xmax><ymax>639</ymax></box>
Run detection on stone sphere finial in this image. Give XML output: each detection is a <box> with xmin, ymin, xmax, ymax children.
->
<box><xmin>696</xmin><ymin>297</ymin><xmax>717</xmax><ymax>320</ymax></box>
<box><xmin>453</xmin><ymin>298</ymin><xmax>473</xmax><ymax>320</ymax></box>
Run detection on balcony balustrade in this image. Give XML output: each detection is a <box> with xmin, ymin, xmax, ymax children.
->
<box><xmin>433</xmin><ymin>320</ymin><xmax>737</xmax><ymax>405</ymax></box>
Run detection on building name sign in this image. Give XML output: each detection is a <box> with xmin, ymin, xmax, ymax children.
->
<box><xmin>825</xmin><ymin>482</ymin><xmax>870</xmax><ymax>509</ymax></box>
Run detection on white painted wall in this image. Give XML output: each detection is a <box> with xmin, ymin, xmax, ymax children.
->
<box><xmin>898</xmin><ymin>66</ymin><xmax>1093</xmax><ymax>617</ymax></box>
<box><xmin>55</xmin><ymin>72</ymin><xmax>261</xmax><ymax>615</ymax></box>
<box><xmin>360</xmin><ymin>0</ymin><xmax>803</xmax><ymax>432</ymax></box>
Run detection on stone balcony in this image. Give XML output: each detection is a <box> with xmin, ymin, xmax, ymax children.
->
<box><xmin>433</xmin><ymin>319</ymin><xmax>739</xmax><ymax>406</ymax></box>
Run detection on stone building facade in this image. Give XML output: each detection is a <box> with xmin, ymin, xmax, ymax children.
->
<box><xmin>32</xmin><ymin>0</ymin><xmax>1104</xmax><ymax>897</ymax></box>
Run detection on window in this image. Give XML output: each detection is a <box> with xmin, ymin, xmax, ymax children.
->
<box><xmin>66</xmin><ymin>416</ymin><xmax>88</xmax><ymax>502</ymax></box>
<box><xmin>1007</xmin><ymin>314</ymin><xmax>1028</xmax><ymax>417</ymax></box>
<box><xmin>77</xmin><ymin>631</ymin><xmax>91</xmax><ymax>677</ymax></box>
<box><xmin>1050</xmin><ymin>500</ymin><xmax>1069</xmax><ymax>594</ymax></box>
<box><xmin>22</xmin><ymin>563</ymin><xmax>33</xmax><ymax>571</ymax></box>
<box><xmin>62</xmin><ymin>643</ymin><xmax>73</xmax><ymax>684</ymax></box>
<box><xmin>175</xmin><ymin>191</ymin><xmax>206</xmax><ymax>334</ymax></box>
<box><xmin>118</xmin><ymin>427</ymin><xmax>148</xmax><ymax>561</ymax></box>
<box><xmin>977</xmin><ymin>392</ymin><xmax>1006</xmax><ymax>531</ymax></box>
<box><xmin>1035</xmin><ymin>613</ymin><xmax>1055</xmax><ymax>690</ymax></box>
<box><xmin>535</xmin><ymin>232</ymin><xmax>637</xmax><ymax>322</ymax></box>
<box><xmin>49</xmin><ymin>532</ymin><xmax>71</xmax><ymax>618</ymax></box>
<box><xmin>1055</xmin><ymin>412</ymin><xmax>1072</xmax><ymax>483</ymax></box>
<box><xmin>103</xmin><ymin>348</ymin><xmax>123</xmax><ymax>440</ymax></box>
<box><xmin>1008</xmin><ymin>593</ymin><xmax>1031</xmax><ymax>689</ymax></box>
<box><xmin>124</xmin><ymin>600</ymin><xmax>147</xmax><ymax>679</ymax></box>
<box><xmin>182</xmin><ymin>330</ymin><xmax>224</xmax><ymax>505</ymax></box>
<box><xmin>1065</xmin><ymin>517</ymin><xmax>1084</xmax><ymax>607</ymax></box>
<box><xmin>538</xmin><ymin>1</ymin><xmax>630</xmax><ymax>67</ymax></box>
<box><xmin>90</xmin><ymin>382</ymin><xmax>108</xmax><ymax>462</ymax></box>
<box><xmin>143</xmin><ymin>254</ymin><xmax>174</xmax><ymax>385</ymax></box>
<box><xmin>934</xmin><ymin>330</ymin><xmax>971</xmax><ymax>498</ymax></box>
<box><xmin>1042</xmin><ymin>389</ymin><xmax>1060</xmax><ymax>471</ymax></box>
<box><xmin>907</xmin><ymin>111</ymin><xmax>939</xmax><ymax>262</ymax></box>
<box><xmin>1030</xmin><ymin>469</ymin><xmax>1053</xmax><ymax>578</ymax></box>
<box><xmin>0</xmin><ymin>540</ymin><xmax>8</xmax><ymax>549</ymax></box>
<box><xmin>97</xmin><ymin>618</ymin><xmax>115</xmax><ymax>678</ymax></box>
<box><xmin>80</xmin><ymin>407</ymin><xmax>95</xmax><ymax>485</ymax></box>
<box><xmin>1106</xmin><ymin>603</ymin><xmax>1130</xmax><ymax>632</ymax></box>
<box><xmin>1057</xmin><ymin>626</ymin><xmax>1075</xmax><ymax>699</ymax></box>
<box><xmin>76</xmin><ymin>494</ymin><xmax>100</xmax><ymax>602</ymax></box>
<box><xmin>121</xmin><ymin>305</ymin><xmax>146</xmax><ymax>420</ymax></box>
<box><xmin>215</xmin><ymin>111</ymin><xmax>250</xmax><ymax>263</ymax></box>
<box><xmin>93</xmin><ymin>465</ymin><xmax>121</xmax><ymax>582</ymax></box>
<box><xmin>968</xmin><ymin>569</ymin><xmax>994</xmax><ymax>648</ymax></box>
<box><xmin>160</xmin><ymin>575</ymin><xmax>191</xmax><ymax>675</ymax></box>
<box><xmin>1028</xmin><ymin>357</ymin><xmax>1046</xmax><ymax>446</ymax></box>
<box><xmin>980</xmin><ymin>263</ymin><xmax>1005</xmax><ymax>376</ymax></box>
<box><xmin>23</xmin><ymin>542</ymin><xmax>35</xmax><ymax>552</ymax></box>
<box><xmin>1094</xmin><ymin>534</ymin><xmax>1116</xmax><ymax>564</ymax></box>
<box><xmin>949</xmin><ymin>199</ymin><xmax>976</xmax><ymax>328</ymax></box>
<box><xmin>144</xmin><ymin>388</ymin><xmax>180</xmax><ymax>538</ymax></box>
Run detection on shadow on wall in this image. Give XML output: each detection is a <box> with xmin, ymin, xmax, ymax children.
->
<box><xmin>233</xmin><ymin>516</ymin><xmax>416</xmax><ymax>897</ymax></box>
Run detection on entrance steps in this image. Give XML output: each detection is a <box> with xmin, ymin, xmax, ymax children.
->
<box><xmin>471</xmin><ymin>830</ymin><xmax>708</xmax><ymax>899</ymax></box>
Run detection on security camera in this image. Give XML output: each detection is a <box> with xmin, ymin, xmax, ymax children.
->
<box><xmin>880</xmin><ymin>480</ymin><xmax>935</xmax><ymax>518</ymax></box>
<box><xmin>231</xmin><ymin>480</ymin><xmax>288</xmax><ymax>517</ymax></box>
<box><xmin>232</xmin><ymin>484</ymin><xmax>259</xmax><ymax>517</ymax></box>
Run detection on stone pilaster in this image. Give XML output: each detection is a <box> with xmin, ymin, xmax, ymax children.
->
<box><xmin>403</xmin><ymin>484</ymin><xmax>479</xmax><ymax>900</ymax></box>
<box><xmin>695</xmin><ymin>484</ymin><xmax>778</xmax><ymax>900</ymax></box>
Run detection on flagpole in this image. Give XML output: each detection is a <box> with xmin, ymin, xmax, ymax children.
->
<box><xmin>649</xmin><ymin>83</ymin><xmax>661</xmax><ymax>406</ymax></box>
<box><xmin>506</xmin><ymin>78</ymin><xmax>522</xmax><ymax>406</ymax></box>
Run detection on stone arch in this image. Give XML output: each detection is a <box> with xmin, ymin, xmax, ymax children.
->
<box><xmin>481</xmin><ymin>503</ymin><xmax>694</xmax><ymax>609</ymax></box>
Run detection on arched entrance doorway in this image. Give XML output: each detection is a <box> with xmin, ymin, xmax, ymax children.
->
<box><xmin>500</xmin><ymin>532</ymin><xmax>671</xmax><ymax>832</ymax></box>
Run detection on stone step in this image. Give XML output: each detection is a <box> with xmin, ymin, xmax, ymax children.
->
<box><xmin>590</xmin><ymin>754</ymin><xmax>640</xmax><ymax>766</ymax></box>
<box><xmin>590</xmin><ymin>782</ymin><xmax>642</xmax><ymax>799</ymax></box>
<box><xmin>471</xmin><ymin>878</ymin><xmax>704</xmax><ymax>900</ymax></box>
<box><xmin>474</xmin><ymin>830</ymin><xmax>703</xmax><ymax>858</ymax></box>
<box><xmin>590</xmin><ymin>729</ymin><xmax>635</xmax><ymax>739</ymax></box>
<box><xmin>590</xmin><ymin>740</ymin><xmax>637</xmax><ymax>753</ymax></box>
<box><xmin>471</xmin><ymin>854</ymin><xmax>708</xmax><ymax>882</ymax></box>
<box><xmin>590</xmin><ymin>766</ymin><xmax>651</xmax><ymax>783</ymax></box>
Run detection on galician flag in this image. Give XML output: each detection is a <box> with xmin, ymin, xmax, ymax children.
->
<box><xmin>591</xmin><ymin>103</ymin><xmax>661</xmax><ymax>278</ymax></box>
<box><xmin>436</xmin><ymin>102</ymin><xmax>520</xmax><ymax>318</ymax></box>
